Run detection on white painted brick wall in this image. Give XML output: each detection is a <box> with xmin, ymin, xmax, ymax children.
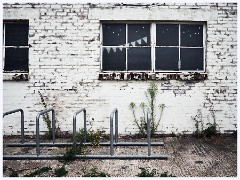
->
<box><xmin>3</xmin><ymin>3</ymin><xmax>237</xmax><ymax>135</ymax></box>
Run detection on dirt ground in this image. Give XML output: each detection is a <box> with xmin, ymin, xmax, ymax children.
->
<box><xmin>2</xmin><ymin>134</ymin><xmax>237</xmax><ymax>177</ymax></box>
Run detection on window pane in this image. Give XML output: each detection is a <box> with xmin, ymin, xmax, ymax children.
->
<box><xmin>155</xmin><ymin>47</ymin><xmax>179</xmax><ymax>71</ymax></box>
<box><xmin>5</xmin><ymin>22</ymin><xmax>29</xmax><ymax>46</ymax></box>
<box><xmin>128</xmin><ymin>24</ymin><xmax>150</xmax><ymax>46</ymax></box>
<box><xmin>180</xmin><ymin>48</ymin><xmax>203</xmax><ymax>70</ymax></box>
<box><xmin>181</xmin><ymin>24</ymin><xmax>203</xmax><ymax>47</ymax></box>
<box><xmin>4</xmin><ymin>48</ymin><xmax>29</xmax><ymax>71</ymax></box>
<box><xmin>127</xmin><ymin>47</ymin><xmax>151</xmax><ymax>70</ymax></box>
<box><xmin>102</xmin><ymin>47</ymin><xmax>126</xmax><ymax>71</ymax></box>
<box><xmin>102</xmin><ymin>24</ymin><xmax>126</xmax><ymax>46</ymax></box>
<box><xmin>156</xmin><ymin>24</ymin><xmax>179</xmax><ymax>46</ymax></box>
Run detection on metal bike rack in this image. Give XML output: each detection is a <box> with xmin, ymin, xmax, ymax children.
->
<box><xmin>3</xmin><ymin>108</ymin><xmax>25</xmax><ymax>144</ymax></box>
<box><xmin>3</xmin><ymin>108</ymin><xmax>167</xmax><ymax>160</ymax></box>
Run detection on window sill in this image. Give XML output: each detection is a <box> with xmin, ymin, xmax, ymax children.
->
<box><xmin>98</xmin><ymin>72</ymin><xmax>207</xmax><ymax>81</ymax></box>
<box><xmin>3</xmin><ymin>72</ymin><xmax>29</xmax><ymax>81</ymax></box>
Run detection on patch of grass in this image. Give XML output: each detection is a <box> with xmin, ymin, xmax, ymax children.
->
<box><xmin>82</xmin><ymin>167</ymin><xmax>110</xmax><ymax>177</ymax></box>
<box><xmin>54</xmin><ymin>165</ymin><xmax>68</xmax><ymax>177</ymax></box>
<box><xmin>24</xmin><ymin>167</ymin><xmax>52</xmax><ymax>177</ymax></box>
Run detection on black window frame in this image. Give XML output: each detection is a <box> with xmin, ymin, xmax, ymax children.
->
<box><xmin>3</xmin><ymin>20</ymin><xmax>29</xmax><ymax>73</ymax></box>
<box><xmin>101</xmin><ymin>21</ymin><xmax>206</xmax><ymax>73</ymax></box>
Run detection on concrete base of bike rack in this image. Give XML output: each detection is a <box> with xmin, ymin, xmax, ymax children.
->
<box><xmin>6</xmin><ymin>141</ymin><xmax>164</xmax><ymax>147</ymax></box>
<box><xmin>3</xmin><ymin>154</ymin><xmax>168</xmax><ymax>160</ymax></box>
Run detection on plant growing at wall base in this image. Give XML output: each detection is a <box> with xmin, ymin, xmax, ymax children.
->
<box><xmin>54</xmin><ymin>165</ymin><xmax>68</xmax><ymax>177</ymax></box>
<box><xmin>38</xmin><ymin>91</ymin><xmax>53</xmax><ymax>138</ymax></box>
<box><xmin>129</xmin><ymin>82</ymin><xmax>165</xmax><ymax>136</ymax></box>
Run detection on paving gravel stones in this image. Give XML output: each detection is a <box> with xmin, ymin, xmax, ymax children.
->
<box><xmin>3</xmin><ymin>135</ymin><xmax>237</xmax><ymax>177</ymax></box>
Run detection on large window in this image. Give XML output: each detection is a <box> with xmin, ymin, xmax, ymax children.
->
<box><xmin>101</xmin><ymin>22</ymin><xmax>205</xmax><ymax>72</ymax></box>
<box><xmin>3</xmin><ymin>20</ymin><xmax>29</xmax><ymax>72</ymax></box>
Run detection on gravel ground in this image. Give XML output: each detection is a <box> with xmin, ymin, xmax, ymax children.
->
<box><xmin>2</xmin><ymin>135</ymin><xmax>237</xmax><ymax>177</ymax></box>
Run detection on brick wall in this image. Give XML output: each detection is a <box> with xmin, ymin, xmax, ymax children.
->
<box><xmin>3</xmin><ymin>3</ymin><xmax>237</xmax><ymax>135</ymax></box>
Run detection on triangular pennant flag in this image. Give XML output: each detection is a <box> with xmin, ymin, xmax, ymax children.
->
<box><xmin>137</xmin><ymin>39</ymin><xmax>142</xmax><ymax>45</ymax></box>
<box><xmin>131</xmin><ymin>41</ymin><xmax>136</xmax><ymax>46</ymax></box>
<box><xmin>119</xmin><ymin>47</ymin><xmax>123</xmax><ymax>51</ymax></box>
<box><xmin>142</xmin><ymin>37</ymin><xmax>147</xmax><ymax>43</ymax></box>
<box><xmin>112</xmin><ymin>47</ymin><xmax>116</xmax><ymax>53</ymax></box>
<box><xmin>104</xmin><ymin>47</ymin><xmax>111</xmax><ymax>53</ymax></box>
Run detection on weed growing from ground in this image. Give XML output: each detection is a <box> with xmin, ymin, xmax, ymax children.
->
<box><xmin>54</xmin><ymin>165</ymin><xmax>68</xmax><ymax>177</ymax></box>
<box><xmin>129</xmin><ymin>82</ymin><xmax>165</xmax><ymax>136</ymax></box>
<box><xmin>82</xmin><ymin>167</ymin><xmax>110</xmax><ymax>177</ymax></box>
<box><xmin>24</xmin><ymin>167</ymin><xmax>52</xmax><ymax>177</ymax></box>
<box><xmin>137</xmin><ymin>168</ymin><xmax>156</xmax><ymax>177</ymax></box>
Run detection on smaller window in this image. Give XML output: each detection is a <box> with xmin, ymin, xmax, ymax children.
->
<box><xmin>3</xmin><ymin>20</ymin><xmax>29</xmax><ymax>72</ymax></box>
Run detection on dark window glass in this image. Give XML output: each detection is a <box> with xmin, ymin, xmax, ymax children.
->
<box><xmin>155</xmin><ymin>47</ymin><xmax>179</xmax><ymax>71</ymax></box>
<box><xmin>5</xmin><ymin>22</ymin><xmax>29</xmax><ymax>46</ymax></box>
<box><xmin>4</xmin><ymin>48</ymin><xmax>29</xmax><ymax>71</ymax></box>
<box><xmin>128</xmin><ymin>24</ymin><xmax>150</xmax><ymax>46</ymax></box>
<box><xmin>127</xmin><ymin>47</ymin><xmax>151</xmax><ymax>70</ymax></box>
<box><xmin>103</xmin><ymin>24</ymin><xmax>126</xmax><ymax>46</ymax></box>
<box><xmin>181</xmin><ymin>24</ymin><xmax>203</xmax><ymax>47</ymax></box>
<box><xmin>102</xmin><ymin>47</ymin><xmax>126</xmax><ymax>71</ymax></box>
<box><xmin>156</xmin><ymin>24</ymin><xmax>179</xmax><ymax>46</ymax></box>
<box><xmin>180</xmin><ymin>48</ymin><xmax>203</xmax><ymax>70</ymax></box>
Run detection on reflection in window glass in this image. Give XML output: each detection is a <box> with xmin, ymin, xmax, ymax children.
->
<box><xmin>180</xmin><ymin>48</ymin><xmax>204</xmax><ymax>70</ymax></box>
<box><xmin>128</xmin><ymin>47</ymin><xmax>151</xmax><ymax>70</ymax></box>
<box><xmin>103</xmin><ymin>24</ymin><xmax>126</xmax><ymax>46</ymax></box>
<box><xmin>155</xmin><ymin>47</ymin><xmax>179</xmax><ymax>71</ymax></box>
<box><xmin>128</xmin><ymin>24</ymin><xmax>150</xmax><ymax>46</ymax></box>
<box><xmin>181</xmin><ymin>24</ymin><xmax>203</xmax><ymax>47</ymax></box>
<box><xmin>5</xmin><ymin>23</ymin><xmax>29</xmax><ymax>46</ymax></box>
<box><xmin>5</xmin><ymin>48</ymin><xmax>29</xmax><ymax>71</ymax></box>
<box><xmin>102</xmin><ymin>47</ymin><xmax>126</xmax><ymax>71</ymax></box>
<box><xmin>156</xmin><ymin>24</ymin><xmax>179</xmax><ymax>46</ymax></box>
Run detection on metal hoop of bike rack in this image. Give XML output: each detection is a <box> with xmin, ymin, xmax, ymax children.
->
<box><xmin>3</xmin><ymin>108</ymin><xmax>168</xmax><ymax>160</ymax></box>
<box><xmin>3</xmin><ymin>109</ymin><xmax>25</xmax><ymax>144</ymax></box>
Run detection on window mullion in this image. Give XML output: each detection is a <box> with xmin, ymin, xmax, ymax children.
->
<box><xmin>151</xmin><ymin>23</ymin><xmax>156</xmax><ymax>72</ymax></box>
<box><xmin>126</xmin><ymin>24</ymin><xmax>128</xmax><ymax>71</ymax></box>
<box><xmin>178</xmin><ymin>24</ymin><xmax>181</xmax><ymax>71</ymax></box>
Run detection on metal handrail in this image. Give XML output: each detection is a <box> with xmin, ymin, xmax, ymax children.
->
<box><xmin>36</xmin><ymin>108</ymin><xmax>55</xmax><ymax>156</ymax></box>
<box><xmin>3</xmin><ymin>109</ymin><xmax>25</xmax><ymax>144</ymax></box>
<box><xmin>73</xmin><ymin>108</ymin><xmax>86</xmax><ymax>150</ymax></box>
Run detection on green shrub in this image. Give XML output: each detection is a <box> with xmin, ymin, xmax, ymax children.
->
<box><xmin>160</xmin><ymin>172</ymin><xmax>176</xmax><ymax>177</ymax></box>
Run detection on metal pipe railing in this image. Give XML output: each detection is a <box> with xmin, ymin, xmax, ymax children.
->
<box><xmin>110</xmin><ymin>108</ymin><xmax>118</xmax><ymax>156</ymax></box>
<box><xmin>3</xmin><ymin>109</ymin><xmax>25</xmax><ymax>144</ymax></box>
<box><xmin>146</xmin><ymin>110</ymin><xmax>151</xmax><ymax>156</ymax></box>
<box><xmin>73</xmin><ymin>108</ymin><xmax>86</xmax><ymax>150</ymax></box>
<box><xmin>36</xmin><ymin>108</ymin><xmax>55</xmax><ymax>156</ymax></box>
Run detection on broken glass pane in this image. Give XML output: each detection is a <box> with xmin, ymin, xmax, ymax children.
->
<box><xmin>4</xmin><ymin>48</ymin><xmax>29</xmax><ymax>71</ymax></box>
<box><xmin>181</xmin><ymin>24</ymin><xmax>203</xmax><ymax>47</ymax></box>
<box><xmin>127</xmin><ymin>47</ymin><xmax>151</xmax><ymax>70</ymax></box>
<box><xmin>102</xmin><ymin>24</ymin><xmax>126</xmax><ymax>46</ymax></box>
<box><xmin>102</xmin><ymin>47</ymin><xmax>126</xmax><ymax>71</ymax></box>
<box><xmin>156</xmin><ymin>24</ymin><xmax>179</xmax><ymax>46</ymax></box>
<box><xmin>5</xmin><ymin>22</ymin><xmax>29</xmax><ymax>46</ymax></box>
<box><xmin>155</xmin><ymin>47</ymin><xmax>179</xmax><ymax>71</ymax></box>
<box><xmin>180</xmin><ymin>48</ymin><xmax>203</xmax><ymax>70</ymax></box>
<box><xmin>128</xmin><ymin>24</ymin><xmax>150</xmax><ymax>46</ymax></box>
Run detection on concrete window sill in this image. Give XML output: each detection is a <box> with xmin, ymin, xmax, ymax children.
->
<box><xmin>3</xmin><ymin>72</ymin><xmax>29</xmax><ymax>81</ymax></box>
<box><xmin>98</xmin><ymin>72</ymin><xmax>207</xmax><ymax>81</ymax></box>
